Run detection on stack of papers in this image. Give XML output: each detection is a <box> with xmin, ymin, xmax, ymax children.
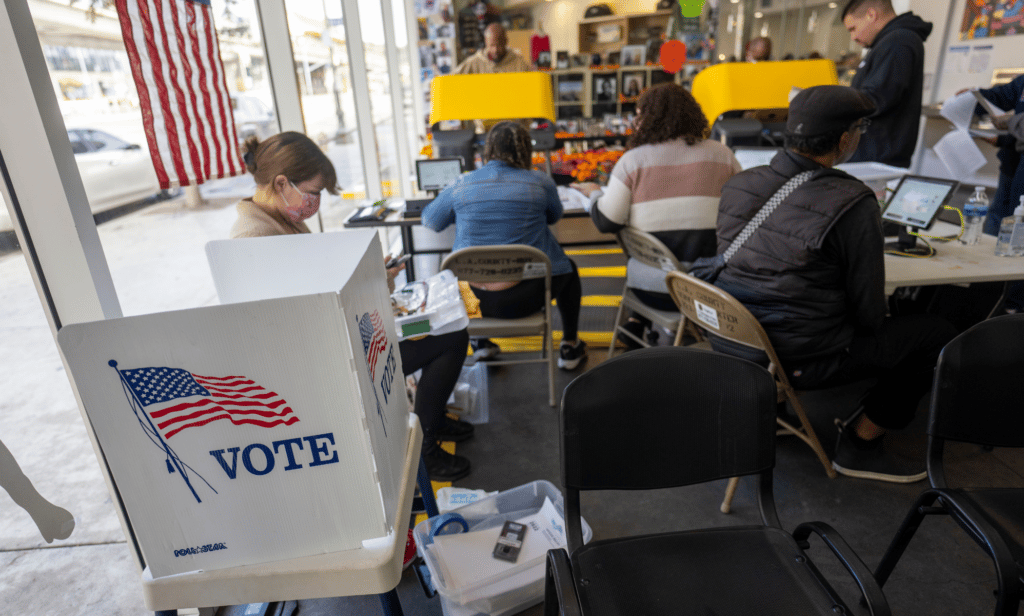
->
<box><xmin>431</xmin><ymin>497</ymin><xmax>568</xmax><ymax>590</ymax></box>
<box><xmin>935</xmin><ymin>90</ymin><xmax>1007</xmax><ymax>179</ymax></box>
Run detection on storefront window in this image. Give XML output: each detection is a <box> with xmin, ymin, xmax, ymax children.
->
<box><xmin>358</xmin><ymin>0</ymin><xmax>401</xmax><ymax>198</ymax></box>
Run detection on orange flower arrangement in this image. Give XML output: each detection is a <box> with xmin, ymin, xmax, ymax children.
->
<box><xmin>541</xmin><ymin>149</ymin><xmax>623</xmax><ymax>182</ymax></box>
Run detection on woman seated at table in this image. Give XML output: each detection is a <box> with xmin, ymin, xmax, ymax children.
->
<box><xmin>231</xmin><ymin>131</ymin><xmax>474</xmax><ymax>481</ymax></box>
<box><xmin>572</xmin><ymin>83</ymin><xmax>741</xmax><ymax>346</ymax></box>
<box><xmin>421</xmin><ymin>121</ymin><xmax>588</xmax><ymax>371</ymax></box>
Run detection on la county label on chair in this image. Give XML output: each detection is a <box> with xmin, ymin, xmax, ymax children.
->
<box><xmin>57</xmin><ymin>232</ymin><xmax>410</xmax><ymax>578</ymax></box>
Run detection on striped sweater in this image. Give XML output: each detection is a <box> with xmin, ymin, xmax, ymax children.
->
<box><xmin>591</xmin><ymin>138</ymin><xmax>741</xmax><ymax>292</ymax></box>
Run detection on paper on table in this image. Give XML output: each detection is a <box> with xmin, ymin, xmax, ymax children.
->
<box><xmin>934</xmin><ymin>130</ymin><xmax>987</xmax><ymax>178</ymax></box>
<box><xmin>940</xmin><ymin>91</ymin><xmax>979</xmax><ymax>132</ymax></box>
<box><xmin>558</xmin><ymin>185</ymin><xmax>592</xmax><ymax>212</ymax></box>
<box><xmin>431</xmin><ymin>496</ymin><xmax>568</xmax><ymax>591</ymax></box>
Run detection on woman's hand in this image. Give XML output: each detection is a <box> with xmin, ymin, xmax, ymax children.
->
<box><xmin>570</xmin><ymin>182</ymin><xmax>602</xmax><ymax>197</ymax></box>
<box><xmin>384</xmin><ymin>256</ymin><xmax>405</xmax><ymax>293</ymax></box>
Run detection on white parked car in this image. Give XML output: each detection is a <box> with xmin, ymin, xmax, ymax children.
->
<box><xmin>67</xmin><ymin>128</ymin><xmax>173</xmax><ymax>213</ymax></box>
<box><xmin>231</xmin><ymin>94</ymin><xmax>276</xmax><ymax>143</ymax></box>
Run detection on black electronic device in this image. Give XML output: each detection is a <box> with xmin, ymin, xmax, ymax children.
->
<box><xmin>492</xmin><ymin>520</ymin><xmax>527</xmax><ymax>563</ymax></box>
<box><xmin>881</xmin><ymin>175</ymin><xmax>958</xmax><ymax>254</ymax></box>
<box><xmin>403</xmin><ymin>198</ymin><xmax>434</xmax><ymax>219</ymax></box>
<box><xmin>416</xmin><ymin>158</ymin><xmax>463</xmax><ymax>192</ymax></box>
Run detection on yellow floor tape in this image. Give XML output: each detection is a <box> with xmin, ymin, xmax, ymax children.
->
<box><xmin>578</xmin><ymin>266</ymin><xmax>627</xmax><ymax>277</ymax></box>
<box><xmin>564</xmin><ymin>247</ymin><xmax>623</xmax><ymax>256</ymax></box>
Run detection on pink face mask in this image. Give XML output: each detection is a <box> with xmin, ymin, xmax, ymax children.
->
<box><xmin>283</xmin><ymin>180</ymin><xmax>321</xmax><ymax>222</ymax></box>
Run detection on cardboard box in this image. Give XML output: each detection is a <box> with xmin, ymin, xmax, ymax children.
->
<box><xmin>58</xmin><ymin>230</ymin><xmax>409</xmax><ymax>578</ymax></box>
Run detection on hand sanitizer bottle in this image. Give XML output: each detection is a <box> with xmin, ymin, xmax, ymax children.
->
<box><xmin>994</xmin><ymin>196</ymin><xmax>1024</xmax><ymax>257</ymax></box>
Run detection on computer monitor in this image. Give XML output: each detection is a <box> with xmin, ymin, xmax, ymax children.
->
<box><xmin>416</xmin><ymin>158</ymin><xmax>463</xmax><ymax>193</ymax></box>
<box><xmin>733</xmin><ymin>147</ymin><xmax>781</xmax><ymax>170</ymax></box>
<box><xmin>881</xmin><ymin>175</ymin><xmax>958</xmax><ymax>254</ymax></box>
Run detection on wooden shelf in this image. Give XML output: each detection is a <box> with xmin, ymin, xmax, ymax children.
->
<box><xmin>578</xmin><ymin>9</ymin><xmax>672</xmax><ymax>55</ymax></box>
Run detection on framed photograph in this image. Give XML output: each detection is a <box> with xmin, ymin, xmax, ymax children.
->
<box><xmin>606</xmin><ymin>51</ymin><xmax>621</xmax><ymax>66</ymax></box>
<box><xmin>571</xmin><ymin>53</ymin><xmax>590</xmax><ymax>68</ymax></box>
<box><xmin>592</xmin><ymin>74</ymin><xmax>617</xmax><ymax>103</ymax></box>
<box><xmin>556</xmin><ymin>51</ymin><xmax>569</xmax><ymax>69</ymax></box>
<box><xmin>621</xmin><ymin>44</ymin><xmax>646</xmax><ymax>67</ymax></box>
<box><xmin>621</xmin><ymin>71</ymin><xmax>646</xmax><ymax>98</ymax></box>
<box><xmin>537</xmin><ymin>50</ymin><xmax>551</xmax><ymax>69</ymax></box>
<box><xmin>557</xmin><ymin>79</ymin><xmax>583</xmax><ymax>102</ymax></box>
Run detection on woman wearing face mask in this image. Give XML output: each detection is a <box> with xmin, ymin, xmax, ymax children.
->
<box><xmin>231</xmin><ymin>132</ymin><xmax>474</xmax><ymax>482</ymax></box>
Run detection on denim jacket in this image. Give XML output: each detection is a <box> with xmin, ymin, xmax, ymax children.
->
<box><xmin>422</xmin><ymin>160</ymin><xmax>573</xmax><ymax>276</ymax></box>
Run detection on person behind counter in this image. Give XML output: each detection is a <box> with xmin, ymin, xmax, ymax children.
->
<box><xmin>231</xmin><ymin>132</ymin><xmax>474</xmax><ymax>481</ymax></box>
<box><xmin>421</xmin><ymin>121</ymin><xmax>589</xmax><ymax>371</ymax></box>
<box><xmin>744</xmin><ymin>37</ymin><xmax>772</xmax><ymax>62</ymax></box>
<box><xmin>572</xmin><ymin>83</ymin><xmax>741</xmax><ymax>347</ymax></box>
<box><xmin>454</xmin><ymin>23</ymin><xmax>531</xmax><ymax>74</ymax></box>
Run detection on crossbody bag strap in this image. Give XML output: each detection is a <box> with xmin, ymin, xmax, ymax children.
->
<box><xmin>722</xmin><ymin>170</ymin><xmax>815</xmax><ymax>263</ymax></box>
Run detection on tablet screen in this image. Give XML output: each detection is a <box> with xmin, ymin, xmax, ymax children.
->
<box><xmin>416</xmin><ymin>158</ymin><xmax>462</xmax><ymax>192</ymax></box>
<box><xmin>880</xmin><ymin>175</ymin><xmax>958</xmax><ymax>230</ymax></box>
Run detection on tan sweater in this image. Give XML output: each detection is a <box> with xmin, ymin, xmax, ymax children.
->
<box><xmin>229</xmin><ymin>199</ymin><xmax>309</xmax><ymax>238</ymax></box>
<box><xmin>454</xmin><ymin>49</ymin><xmax>532</xmax><ymax>74</ymax></box>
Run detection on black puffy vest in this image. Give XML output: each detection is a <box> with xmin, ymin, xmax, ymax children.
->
<box><xmin>714</xmin><ymin>152</ymin><xmax>875</xmax><ymax>362</ymax></box>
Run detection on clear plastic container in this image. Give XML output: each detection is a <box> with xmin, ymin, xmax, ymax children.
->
<box><xmin>447</xmin><ymin>362</ymin><xmax>489</xmax><ymax>424</ymax></box>
<box><xmin>414</xmin><ymin>480</ymin><xmax>592</xmax><ymax>616</ymax></box>
<box><xmin>961</xmin><ymin>186</ymin><xmax>989</xmax><ymax>246</ymax></box>
<box><xmin>392</xmin><ymin>269</ymin><xmax>469</xmax><ymax>340</ymax></box>
<box><xmin>995</xmin><ymin>200</ymin><xmax>1024</xmax><ymax>257</ymax></box>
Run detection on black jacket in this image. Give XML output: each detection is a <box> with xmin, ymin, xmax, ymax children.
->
<box><xmin>979</xmin><ymin>74</ymin><xmax>1024</xmax><ymax>177</ymax></box>
<box><xmin>714</xmin><ymin>151</ymin><xmax>887</xmax><ymax>363</ymax></box>
<box><xmin>849</xmin><ymin>12</ymin><xmax>933</xmax><ymax>168</ymax></box>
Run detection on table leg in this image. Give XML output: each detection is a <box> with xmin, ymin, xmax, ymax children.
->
<box><xmin>401</xmin><ymin>226</ymin><xmax>417</xmax><ymax>281</ymax></box>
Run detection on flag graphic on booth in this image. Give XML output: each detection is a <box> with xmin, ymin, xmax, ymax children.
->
<box><xmin>109</xmin><ymin>360</ymin><xmax>299</xmax><ymax>503</ymax></box>
<box><xmin>357</xmin><ymin>310</ymin><xmax>391</xmax><ymax>437</ymax></box>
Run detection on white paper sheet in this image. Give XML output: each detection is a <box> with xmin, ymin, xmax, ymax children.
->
<box><xmin>940</xmin><ymin>91</ymin><xmax>979</xmax><ymax>132</ymax></box>
<box><xmin>934</xmin><ymin>130</ymin><xmax>987</xmax><ymax>179</ymax></box>
<box><xmin>431</xmin><ymin>496</ymin><xmax>567</xmax><ymax>591</ymax></box>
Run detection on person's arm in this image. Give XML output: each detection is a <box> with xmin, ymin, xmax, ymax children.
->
<box><xmin>587</xmin><ymin>163</ymin><xmax>633</xmax><ymax>234</ymax></box>
<box><xmin>854</xmin><ymin>41</ymin><xmax>918</xmax><ymax>120</ymax></box>
<box><xmin>421</xmin><ymin>183</ymin><xmax>457</xmax><ymax>231</ymax></box>
<box><xmin>978</xmin><ymin>75</ymin><xmax>1024</xmax><ymax>114</ymax></box>
<box><xmin>828</xmin><ymin>196</ymin><xmax>887</xmax><ymax>335</ymax></box>
<box><xmin>543</xmin><ymin>177</ymin><xmax>563</xmax><ymax>224</ymax></box>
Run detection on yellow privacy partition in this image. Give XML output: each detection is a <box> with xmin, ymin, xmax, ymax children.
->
<box><xmin>691</xmin><ymin>59</ymin><xmax>838</xmax><ymax>125</ymax></box>
<box><xmin>429</xmin><ymin>72</ymin><xmax>556</xmax><ymax>125</ymax></box>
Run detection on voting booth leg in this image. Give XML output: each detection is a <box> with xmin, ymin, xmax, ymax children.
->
<box><xmin>379</xmin><ymin>588</ymin><xmax>405</xmax><ymax>616</ymax></box>
<box><xmin>416</xmin><ymin>456</ymin><xmax>440</xmax><ymax>518</ymax></box>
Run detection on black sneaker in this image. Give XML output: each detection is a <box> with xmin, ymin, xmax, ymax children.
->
<box><xmin>471</xmin><ymin>338</ymin><xmax>501</xmax><ymax>360</ymax></box>
<box><xmin>437</xmin><ymin>415</ymin><xmax>475</xmax><ymax>443</ymax></box>
<box><xmin>558</xmin><ymin>340</ymin><xmax>588</xmax><ymax>371</ymax></box>
<box><xmin>832</xmin><ymin>428</ymin><xmax>926</xmax><ymax>484</ymax></box>
<box><xmin>423</xmin><ymin>444</ymin><xmax>471</xmax><ymax>482</ymax></box>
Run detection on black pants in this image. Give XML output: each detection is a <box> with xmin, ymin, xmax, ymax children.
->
<box><xmin>786</xmin><ymin>314</ymin><xmax>958</xmax><ymax>430</ymax></box>
<box><xmin>399</xmin><ymin>329</ymin><xmax>469</xmax><ymax>444</ymax></box>
<box><xmin>472</xmin><ymin>261</ymin><xmax>583</xmax><ymax>341</ymax></box>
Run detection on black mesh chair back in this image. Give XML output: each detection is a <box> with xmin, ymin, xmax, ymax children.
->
<box><xmin>929</xmin><ymin>314</ymin><xmax>1024</xmax><ymax>450</ymax></box>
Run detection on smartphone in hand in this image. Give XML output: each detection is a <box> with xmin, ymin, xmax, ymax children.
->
<box><xmin>385</xmin><ymin>254</ymin><xmax>411</xmax><ymax>269</ymax></box>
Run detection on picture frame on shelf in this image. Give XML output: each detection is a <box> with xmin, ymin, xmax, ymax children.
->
<box><xmin>593</xmin><ymin>74</ymin><xmax>617</xmax><ymax>103</ymax></box>
<box><xmin>590</xmin><ymin>53</ymin><xmax>603</xmax><ymax>67</ymax></box>
<box><xmin>557</xmin><ymin>79</ymin><xmax>583</xmax><ymax>102</ymax></box>
<box><xmin>571</xmin><ymin>53</ymin><xmax>590</xmax><ymax>68</ymax></box>
<box><xmin>556</xmin><ymin>51</ymin><xmax>570</xmax><ymax>69</ymax></box>
<box><xmin>621</xmin><ymin>71</ymin><xmax>646</xmax><ymax>97</ymax></box>
<box><xmin>606</xmin><ymin>51</ymin><xmax>620</xmax><ymax>66</ymax></box>
<box><xmin>621</xmin><ymin>44</ymin><xmax>646</xmax><ymax>66</ymax></box>
<box><xmin>537</xmin><ymin>51</ymin><xmax>551</xmax><ymax>69</ymax></box>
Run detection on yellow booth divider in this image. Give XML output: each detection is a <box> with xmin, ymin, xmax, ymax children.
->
<box><xmin>691</xmin><ymin>59</ymin><xmax>838</xmax><ymax>125</ymax></box>
<box><xmin>429</xmin><ymin>73</ymin><xmax>556</xmax><ymax>125</ymax></box>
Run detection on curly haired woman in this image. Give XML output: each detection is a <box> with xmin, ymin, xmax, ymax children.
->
<box><xmin>573</xmin><ymin>83</ymin><xmax>741</xmax><ymax>346</ymax></box>
<box><xmin>422</xmin><ymin>121</ymin><xmax>588</xmax><ymax>371</ymax></box>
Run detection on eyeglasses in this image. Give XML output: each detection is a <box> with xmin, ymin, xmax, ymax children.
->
<box><xmin>852</xmin><ymin>118</ymin><xmax>871</xmax><ymax>134</ymax></box>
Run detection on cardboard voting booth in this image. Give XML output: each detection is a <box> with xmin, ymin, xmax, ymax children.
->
<box><xmin>57</xmin><ymin>230</ymin><xmax>410</xmax><ymax>580</ymax></box>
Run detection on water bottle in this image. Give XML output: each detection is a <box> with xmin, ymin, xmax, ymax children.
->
<box><xmin>961</xmin><ymin>186</ymin><xmax>989</xmax><ymax>246</ymax></box>
<box><xmin>994</xmin><ymin>197</ymin><xmax>1024</xmax><ymax>257</ymax></box>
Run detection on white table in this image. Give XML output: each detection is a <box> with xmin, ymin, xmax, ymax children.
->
<box><xmin>884</xmin><ymin>222</ymin><xmax>1024</xmax><ymax>296</ymax></box>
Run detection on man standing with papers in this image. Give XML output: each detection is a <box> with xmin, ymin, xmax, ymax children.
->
<box><xmin>971</xmin><ymin>75</ymin><xmax>1024</xmax><ymax>237</ymax></box>
<box><xmin>842</xmin><ymin>0</ymin><xmax>932</xmax><ymax>167</ymax></box>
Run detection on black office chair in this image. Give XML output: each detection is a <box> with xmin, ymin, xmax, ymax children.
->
<box><xmin>874</xmin><ymin>314</ymin><xmax>1024</xmax><ymax>616</ymax></box>
<box><xmin>544</xmin><ymin>347</ymin><xmax>891</xmax><ymax>616</ymax></box>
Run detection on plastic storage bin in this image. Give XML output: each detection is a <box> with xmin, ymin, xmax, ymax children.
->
<box><xmin>392</xmin><ymin>270</ymin><xmax>469</xmax><ymax>340</ymax></box>
<box><xmin>414</xmin><ymin>480</ymin><xmax>592</xmax><ymax>616</ymax></box>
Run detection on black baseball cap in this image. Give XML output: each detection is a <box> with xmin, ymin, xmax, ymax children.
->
<box><xmin>786</xmin><ymin>85</ymin><xmax>876</xmax><ymax>137</ymax></box>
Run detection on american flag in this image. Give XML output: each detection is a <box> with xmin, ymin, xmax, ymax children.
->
<box><xmin>114</xmin><ymin>0</ymin><xmax>244</xmax><ymax>189</ymax></box>
<box><xmin>358</xmin><ymin>311</ymin><xmax>389</xmax><ymax>377</ymax></box>
<box><xmin>120</xmin><ymin>367</ymin><xmax>299</xmax><ymax>439</ymax></box>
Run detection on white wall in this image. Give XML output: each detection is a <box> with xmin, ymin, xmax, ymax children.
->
<box><xmin>526</xmin><ymin>0</ymin><xmax>660</xmax><ymax>55</ymax></box>
<box><xmin>930</xmin><ymin>0</ymin><xmax>1024</xmax><ymax>102</ymax></box>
